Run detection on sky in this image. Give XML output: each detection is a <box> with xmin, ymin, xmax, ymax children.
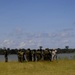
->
<box><xmin>0</xmin><ymin>0</ymin><xmax>75</xmax><ymax>49</ymax></box>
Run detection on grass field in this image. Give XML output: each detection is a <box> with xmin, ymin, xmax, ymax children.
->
<box><xmin>0</xmin><ymin>60</ymin><xmax>75</xmax><ymax>75</ymax></box>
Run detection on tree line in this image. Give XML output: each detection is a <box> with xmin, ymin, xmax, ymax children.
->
<box><xmin>0</xmin><ymin>47</ymin><xmax>75</xmax><ymax>55</ymax></box>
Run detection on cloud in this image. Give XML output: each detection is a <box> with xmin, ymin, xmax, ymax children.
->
<box><xmin>17</xmin><ymin>42</ymin><xmax>26</xmax><ymax>48</ymax></box>
<box><xmin>58</xmin><ymin>28</ymin><xmax>75</xmax><ymax>38</ymax></box>
<box><xmin>0</xmin><ymin>27</ymin><xmax>75</xmax><ymax>49</ymax></box>
<box><xmin>0</xmin><ymin>39</ymin><xmax>13</xmax><ymax>48</ymax></box>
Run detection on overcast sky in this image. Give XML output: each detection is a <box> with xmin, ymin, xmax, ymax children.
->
<box><xmin>0</xmin><ymin>0</ymin><xmax>75</xmax><ymax>49</ymax></box>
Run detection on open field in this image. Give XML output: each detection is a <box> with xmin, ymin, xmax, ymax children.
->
<box><xmin>0</xmin><ymin>60</ymin><xmax>75</xmax><ymax>75</ymax></box>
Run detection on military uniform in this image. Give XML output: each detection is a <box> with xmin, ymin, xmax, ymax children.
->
<box><xmin>4</xmin><ymin>50</ymin><xmax>8</xmax><ymax>62</ymax></box>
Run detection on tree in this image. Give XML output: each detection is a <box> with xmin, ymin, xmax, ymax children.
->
<box><xmin>65</xmin><ymin>46</ymin><xmax>69</xmax><ymax>49</ymax></box>
<box><xmin>39</xmin><ymin>46</ymin><xmax>43</xmax><ymax>50</ymax></box>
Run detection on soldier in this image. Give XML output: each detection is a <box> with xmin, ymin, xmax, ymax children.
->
<box><xmin>27</xmin><ymin>48</ymin><xmax>32</xmax><ymax>61</ymax></box>
<box><xmin>31</xmin><ymin>50</ymin><xmax>36</xmax><ymax>61</ymax></box>
<box><xmin>32</xmin><ymin>50</ymin><xmax>35</xmax><ymax>61</ymax></box>
<box><xmin>48</xmin><ymin>50</ymin><xmax>52</xmax><ymax>61</ymax></box>
<box><xmin>35</xmin><ymin>50</ymin><xmax>37</xmax><ymax>61</ymax></box>
<box><xmin>29</xmin><ymin>49</ymin><xmax>32</xmax><ymax>61</ymax></box>
<box><xmin>20</xmin><ymin>50</ymin><xmax>25</xmax><ymax>62</ymax></box>
<box><xmin>17</xmin><ymin>49</ymin><xmax>24</xmax><ymax>62</ymax></box>
<box><xmin>4</xmin><ymin>49</ymin><xmax>8</xmax><ymax>62</ymax></box>
<box><xmin>24</xmin><ymin>50</ymin><xmax>27</xmax><ymax>61</ymax></box>
<box><xmin>44</xmin><ymin>48</ymin><xmax>50</xmax><ymax>60</ymax></box>
<box><xmin>17</xmin><ymin>50</ymin><xmax>21</xmax><ymax>62</ymax></box>
<box><xmin>41</xmin><ymin>50</ymin><xmax>44</xmax><ymax>61</ymax></box>
<box><xmin>51</xmin><ymin>49</ymin><xmax>57</xmax><ymax>61</ymax></box>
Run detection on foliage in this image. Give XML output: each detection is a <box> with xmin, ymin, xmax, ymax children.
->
<box><xmin>0</xmin><ymin>47</ymin><xmax>75</xmax><ymax>55</ymax></box>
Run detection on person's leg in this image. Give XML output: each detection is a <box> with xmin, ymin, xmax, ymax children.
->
<box><xmin>5</xmin><ymin>57</ymin><xmax>8</xmax><ymax>62</ymax></box>
<box><xmin>51</xmin><ymin>54</ymin><xmax>54</xmax><ymax>61</ymax></box>
<box><xmin>32</xmin><ymin>54</ymin><xmax>34</xmax><ymax>61</ymax></box>
<box><xmin>24</xmin><ymin>54</ymin><xmax>27</xmax><ymax>61</ymax></box>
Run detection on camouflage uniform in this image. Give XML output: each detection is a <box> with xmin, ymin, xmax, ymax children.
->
<box><xmin>17</xmin><ymin>50</ymin><xmax>24</xmax><ymax>62</ymax></box>
<box><xmin>41</xmin><ymin>50</ymin><xmax>44</xmax><ymax>61</ymax></box>
<box><xmin>17</xmin><ymin>50</ymin><xmax>21</xmax><ymax>62</ymax></box>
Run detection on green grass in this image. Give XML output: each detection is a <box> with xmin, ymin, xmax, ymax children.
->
<box><xmin>0</xmin><ymin>60</ymin><xmax>75</xmax><ymax>75</ymax></box>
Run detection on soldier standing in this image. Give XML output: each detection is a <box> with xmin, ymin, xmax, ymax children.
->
<box><xmin>32</xmin><ymin>50</ymin><xmax>35</xmax><ymax>61</ymax></box>
<box><xmin>17</xmin><ymin>50</ymin><xmax>21</xmax><ymax>62</ymax></box>
<box><xmin>24</xmin><ymin>50</ymin><xmax>27</xmax><ymax>61</ymax></box>
<box><xmin>4</xmin><ymin>49</ymin><xmax>8</xmax><ymax>62</ymax></box>
<box><xmin>17</xmin><ymin>49</ymin><xmax>25</xmax><ymax>62</ymax></box>
<box><xmin>51</xmin><ymin>49</ymin><xmax>57</xmax><ymax>61</ymax></box>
